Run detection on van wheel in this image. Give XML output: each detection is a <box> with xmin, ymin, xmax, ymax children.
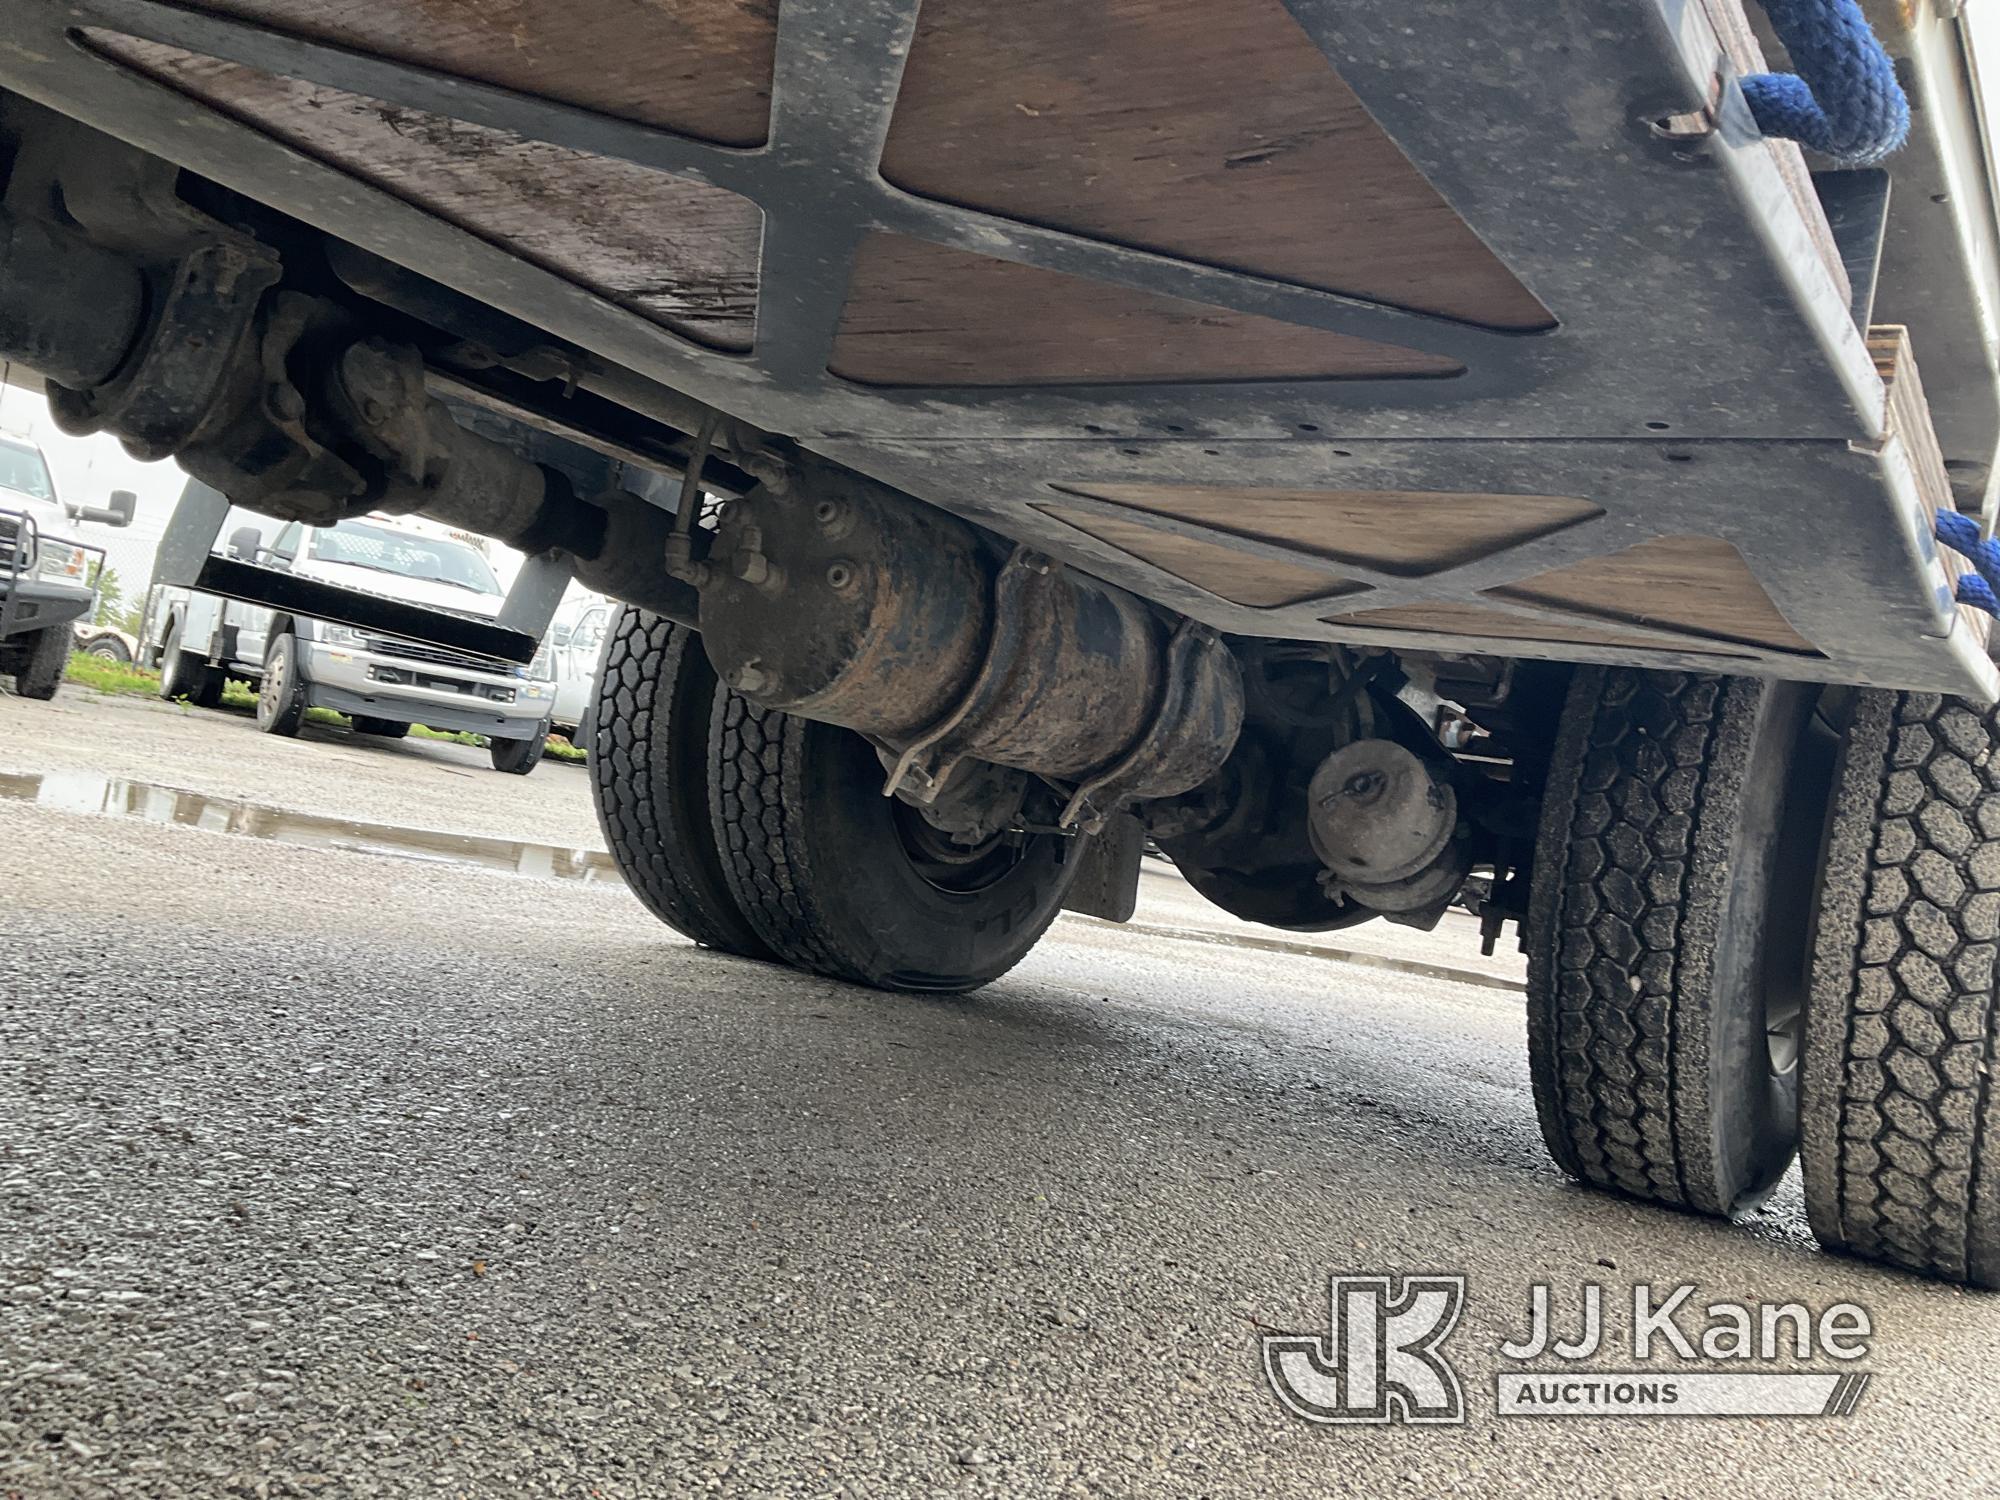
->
<box><xmin>255</xmin><ymin>632</ymin><xmax>307</xmax><ymax>737</ymax></box>
<box><xmin>1803</xmin><ymin>691</ymin><xmax>2000</xmax><ymax>1286</ymax></box>
<box><xmin>13</xmin><ymin>623</ymin><xmax>71</xmax><ymax>699</ymax></box>
<box><xmin>158</xmin><ymin>618</ymin><xmax>222</xmax><ymax>708</ymax></box>
<box><xmin>589</xmin><ymin>610</ymin><xmax>770</xmax><ymax>958</ymax></box>
<box><xmin>1526</xmin><ymin>668</ymin><xmax>1825</xmax><ymax>1218</ymax></box>
<box><xmin>709</xmin><ymin>695</ymin><xmax>1080</xmax><ymax>993</ymax></box>
<box><xmin>83</xmin><ymin>634</ymin><xmax>131</xmax><ymax>663</ymax></box>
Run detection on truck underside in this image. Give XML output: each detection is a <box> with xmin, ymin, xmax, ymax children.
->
<box><xmin>5</xmin><ymin>0</ymin><xmax>2000</xmax><ymax>1284</ymax></box>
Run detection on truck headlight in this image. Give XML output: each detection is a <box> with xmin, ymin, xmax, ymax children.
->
<box><xmin>320</xmin><ymin>623</ymin><xmax>369</xmax><ymax>649</ymax></box>
<box><xmin>36</xmin><ymin>543</ymin><xmax>88</xmax><ymax>581</ymax></box>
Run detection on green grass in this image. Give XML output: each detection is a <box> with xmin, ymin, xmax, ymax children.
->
<box><xmin>63</xmin><ymin>652</ymin><xmax>163</xmax><ymax>697</ymax></box>
<box><xmin>64</xmin><ymin>652</ymin><xmax>585</xmax><ymax>761</ymax></box>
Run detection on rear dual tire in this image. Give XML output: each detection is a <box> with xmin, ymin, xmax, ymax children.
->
<box><xmin>1803</xmin><ymin>691</ymin><xmax>2000</xmax><ymax>1287</ymax></box>
<box><xmin>1526</xmin><ymin>668</ymin><xmax>1820</xmax><ymax>1218</ymax></box>
<box><xmin>1530</xmin><ymin>668</ymin><xmax>2000</xmax><ymax>1288</ymax></box>
<box><xmin>589</xmin><ymin>607</ymin><xmax>1076</xmax><ymax>992</ymax></box>
<box><xmin>710</xmin><ymin>694</ymin><xmax>1077</xmax><ymax>992</ymax></box>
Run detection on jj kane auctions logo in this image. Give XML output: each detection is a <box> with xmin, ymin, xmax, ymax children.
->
<box><xmin>1263</xmin><ymin>1276</ymin><xmax>1874</xmax><ymax>1424</ymax></box>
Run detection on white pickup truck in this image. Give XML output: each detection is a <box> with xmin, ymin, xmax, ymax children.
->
<box><xmin>141</xmin><ymin>495</ymin><xmax>559</xmax><ymax>773</ymax></box>
<box><xmin>0</xmin><ymin>432</ymin><xmax>133</xmax><ymax>699</ymax></box>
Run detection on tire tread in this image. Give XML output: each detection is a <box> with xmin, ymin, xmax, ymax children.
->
<box><xmin>1805</xmin><ymin>691</ymin><xmax>2000</xmax><ymax>1285</ymax></box>
<box><xmin>1527</xmin><ymin>669</ymin><xmax>1755</xmax><ymax>1214</ymax></box>
<box><xmin>589</xmin><ymin>611</ymin><xmax>768</xmax><ymax>957</ymax></box>
<box><xmin>707</xmin><ymin>691</ymin><xmax>860</xmax><ymax>981</ymax></box>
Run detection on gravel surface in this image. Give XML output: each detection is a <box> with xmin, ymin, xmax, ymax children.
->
<box><xmin>2</xmin><ymin>691</ymin><xmax>1996</xmax><ymax>1498</ymax></box>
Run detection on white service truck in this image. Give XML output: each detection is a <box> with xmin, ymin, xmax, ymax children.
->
<box><xmin>547</xmin><ymin>594</ymin><xmax>612</xmax><ymax>746</ymax></box>
<box><xmin>141</xmin><ymin>493</ymin><xmax>558</xmax><ymax>774</ymax></box>
<box><xmin>0</xmin><ymin>431</ymin><xmax>133</xmax><ymax>699</ymax></box>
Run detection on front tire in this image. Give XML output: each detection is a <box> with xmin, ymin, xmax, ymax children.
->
<box><xmin>709</xmin><ymin>694</ymin><xmax>1080</xmax><ymax>993</ymax></box>
<box><xmin>1526</xmin><ymin>668</ymin><xmax>1821</xmax><ymax>1218</ymax></box>
<box><xmin>13</xmin><ymin>623</ymin><xmax>71</xmax><ymax>700</ymax></box>
<box><xmin>1803</xmin><ymin>690</ymin><xmax>2000</xmax><ymax>1286</ymax></box>
<box><xmin>255</xmin><ymin>633</ymin><xmax>307</xmax><ymax>737</ymax></box>
<box><xmin>490</xmin><ymin>726</ymin><xmax>548</xmax><ymax>775</ymax></box>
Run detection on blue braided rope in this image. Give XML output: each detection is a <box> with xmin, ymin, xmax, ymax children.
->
<box><xmin>1936</xmin><ymin>508</ymin><xmax>2000</xmax><ymax>617</ymax></box>
<box><xmin>1741</xmin><ymin>0</ymin><xmax>1909</xmax><ymax>166</ymax></box>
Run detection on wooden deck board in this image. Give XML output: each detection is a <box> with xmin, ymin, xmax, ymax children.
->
<box><xmin>179</xmin><ymin>0</ymin><xmax>777</xmax><ymax>146</ymax></box>
<box><xmin>880</xmin><ymin>0</ymin><xmax>1552</xmax><ymax>332</ymax></box>
<box><xmin>92</xmin><ymin>36</ymin><xmax>764</xmax><ymax>353</ymax></box>
<box><xmin>829</xmin><ymin>235</ymin><xmax>1459</xmax><ymax>386</ymax></box>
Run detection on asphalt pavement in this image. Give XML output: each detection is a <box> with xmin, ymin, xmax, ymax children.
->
<box><xmin>2</xmin><ymin>686</ymin><xmax>1997</xmax><ymax>1498</ymax></box>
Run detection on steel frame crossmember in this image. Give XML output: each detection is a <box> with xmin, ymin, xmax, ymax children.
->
<box><xmin>0</xmin><ymin>0</ymin><xmax>1990</xmax><ymax>695</ymax></box>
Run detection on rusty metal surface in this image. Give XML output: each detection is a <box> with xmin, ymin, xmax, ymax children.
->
<box><xmin>699</xmin><ymin>481</ymin><xmax>992</xmax><ymax>741</ymax></box>
<box><xmin>698</xmin><ymin>481</ymin><xmax>1244</xmax><ymax>813</ymax></box>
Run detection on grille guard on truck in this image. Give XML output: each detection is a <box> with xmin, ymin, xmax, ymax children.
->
<box><xmin>0</xmin><ymin>504</ymin><xmax>105</xmax><ymax>642</ymax></box>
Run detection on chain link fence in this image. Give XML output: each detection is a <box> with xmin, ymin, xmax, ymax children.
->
<box><xmin>79</xmin><ymin>525</ymin><xmax>163</xmax><ymax>636</ymax></box>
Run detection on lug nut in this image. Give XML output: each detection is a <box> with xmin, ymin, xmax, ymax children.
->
<box><xmin>826</xmin><ymin>560</ymin><xmax>856</xmax><ymax>591</ymax></box>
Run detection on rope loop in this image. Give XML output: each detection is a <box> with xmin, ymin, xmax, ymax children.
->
<box><xmin>1741</xmin><ymin>0</ymin><xmax>1909</xmax><ymax>166</ymax></box>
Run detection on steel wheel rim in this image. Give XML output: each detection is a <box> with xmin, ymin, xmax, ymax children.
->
<box><xmin>259</xmin><ymin>646</ymin><xmax>287</xmax><ymax>722</ymax></box>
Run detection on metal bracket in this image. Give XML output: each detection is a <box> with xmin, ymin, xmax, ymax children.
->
<box><xmin>882</xmin><ymin>547</ymin><xmax>1056</xmax><ymax>802</ymax></box>
<box><xmin>1058</xmin><ymin>618</ymin><xmax>1214</xmax><ymax>833</ymax></box>
<box><xmin>188</xmin><ymin>555</ymin><xmax>538</xmax><ymax>662</ymax></box>
<box><xmin>151</xmin><ymin>478</ymin><xmax>230</xmax><ymax>588</ymax></box>
<box><xmin>495</xmin><ymin>549</ymin><xmax>573</xmax><ymax>644</ymax></box>
<box><xmin>1814</xmin><ymin>169</ymin><xmax>1893</xmax><ymax>330</ymax></box>
<box><xmin>47</xmin><ymin>236</ymin><xmax>279</xmax><ymax>460</ymax></box>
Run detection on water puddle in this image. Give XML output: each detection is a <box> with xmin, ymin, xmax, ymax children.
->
<box><xmin>0</xmin><ymin>769</ymin><xmax>620</xmax><ymax>884</ymax></box>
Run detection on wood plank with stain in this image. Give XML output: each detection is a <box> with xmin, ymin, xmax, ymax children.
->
<box><xmin>1035</xmin><ymin>503</ymin><xmax>1361</xmax><ymax>608</ymax></box>
<box><xmin>880</xmin><ymin>0</ymin><xmax>1552</xmax><ymax>331</ymax></box>
<box><xmin>1049</xmin><ymin>483</ymin><xmax>1603</xmax><ymax>575</ymax></box>
<box><xmin>183</xmin><ymin>0</ymin><xmax>778</xmax><ymax>146</ymax></box>
<box><xmin>829</xmin><ymin>235</ymin><xmax>1461</xmax><ymax>386</ymax></box>
<box><xmin>1486</xmin><ymin>535</ymin><xmax>1819</xmax><ymax>653</ymax></box>
<box><xmin>92</xmin><ymin>35</ymin><xmax>763</xmax><ymax>352</ymax></box>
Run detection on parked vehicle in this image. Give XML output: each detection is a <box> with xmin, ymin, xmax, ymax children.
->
<box><xmin>141</xmin><ymin>493</ymin><xmax>558</xmax><ymax>773</ymax></box>
<box><xmin>13</xmin><ymin>1</ymin><xmax>2000</xmax><ymax>1284</ymax></box>
<box><xmin>548</xmin><ymin>595</ymin><xmax>612</xmax><ymax>746</ymax></box>
<box><xmin>73</xmin><ymin>622</ymin><xmax>138</xmax><ymax>662</ymax></box>
<box><xmin>0</xmin><ymin>431</ymin><xmax>133</xmax><ymax>698</ymax></box>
